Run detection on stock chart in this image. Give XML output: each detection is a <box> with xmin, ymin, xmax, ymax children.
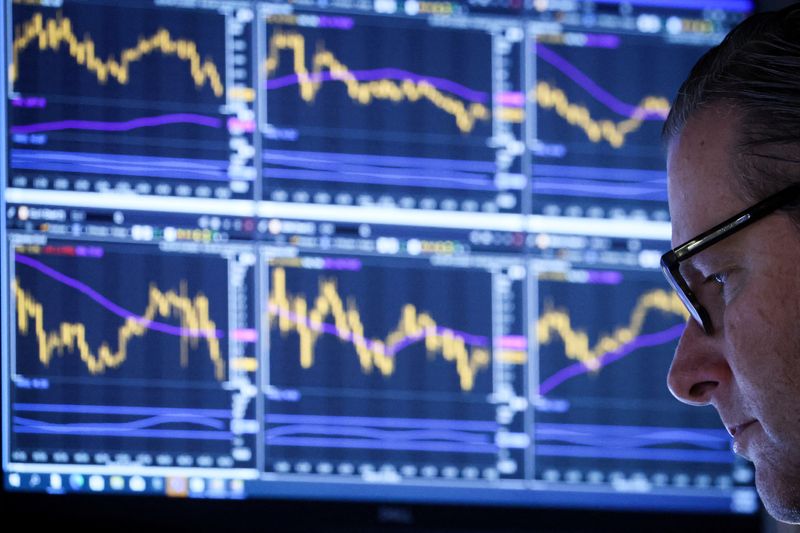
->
<box><xmin>529</xmin><ymin>33</ymin><xmax>708</xmax><ymax>219</ymax></box>
<box><xmin>9</xmin><ymin>1</ymin><xmax>255</xmax><ymax>200</ymax></box>
<box><xmin>262</xmin><ymin>12</ymin><xmax>525</xmax><ymax>213</ymax></box>
<box><xmin>264</xmin><ymin>255</ymin><xmax>526</xmax><ymax>481</ymax></box>
<box><xmin>9</xmin><ymin>240</ymin><xmax>257</xmax><ymax>469</ymax></box>
<box><xmin>533</xmin><ymin>267</ymin><xmax>733</xmax><ymax>489</ymax></box>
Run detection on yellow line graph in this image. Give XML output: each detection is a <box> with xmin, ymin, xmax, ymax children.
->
<box><xmin>537</xmin><ymin>288</ymin><xmax>688</xmax><ymax>370</ymax></box>
<box><xmin>265</xmin><ymin>31</ymin><xmax>490</xmax><ymax>133</ymax></box>
<box><xmin>13</xmin><ymin>278</ymin><xmax>225</xmax><ymax>380</ymax></box>
<box><xmin>530</xmin><ymin>81</ymin><xmax>670</xmax><ymax>148</ymax></box>
<box><xmin>11</xmin><ymin>12</ymin><xmax>225</xmax><ymax>97</ymax></box>
<box><xmin>268</xmin><ymin>267</ymin><xmax>490</xmax><ymax>391</ymax></box>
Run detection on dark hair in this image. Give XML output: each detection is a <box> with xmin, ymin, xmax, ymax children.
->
<box><xmin>663</xmin><ymin>3</ymin><xmax>800</xmax><ymax>206</ymax></box>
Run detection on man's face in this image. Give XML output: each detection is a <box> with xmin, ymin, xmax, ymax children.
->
<box><xmin>667</xmin><ymin>106</ymin><xmax>800</xmax><ymax>523</ymax></box>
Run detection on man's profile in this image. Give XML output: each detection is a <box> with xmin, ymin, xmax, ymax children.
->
<box><xmin>660</xmin><ymin>3</ymin><xmax>800</xmax><ymax>524</ymax></box>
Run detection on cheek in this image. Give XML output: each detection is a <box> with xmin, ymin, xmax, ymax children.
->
<box><xmin>762</xmin><ymin>275</ymin><xmax>800</xmax><ymax>371</ymax></box>
<box><xmin>721</xmin><ymin>284</ymin><xmax>778</xmax><ymax>390</ymax></box>
<box><xmin>722</xmin><ymin>310</ymin><xmax>760</xmax><ymax>388</ymax></box>
<box><xmin>724</xmin><ymin>274</ymin><xmax>800</xmax><ymax>418</ymax></box>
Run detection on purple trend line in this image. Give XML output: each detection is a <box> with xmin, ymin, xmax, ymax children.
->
<box><xmin>267</xmin><ymin>424</ymin><xmax>491</xmax><ymax>444</ymax></box>
<box><xmin>266</xmin><ymin>436</ymin><xmax>496</xmax><ymax>453</ymax></box>
<box><xmin>14</xmin><ymin>414</ymin><xmax>226</xmax><ymax>431</ymax></box>
<box><xmin>538</xmin><ymin>323</ymin><xmax>685</xmax><ymax>396</ymax></box>
<box><xmin>14</xmin><ymin>403</ymin><xmax>230</xmax><ymax>417</ymax></box>
<box><xmin>269</xmin><ymin>304</ymin><xmax>489</xmax><ymax>357</ymax></box>
<box><xmin>535</xmin><ymin>43</ymin><xmax>668</xmax><ymax>120</ymax></box>
<box><xmin>14</xmin><ymin>253</ymin><xmax>224</xmax><ymax>339</ymax></box>
<box><xmin>13</xmin><ymin>425</ymin><xmax>230</xmax><ymax>441</ymax></box>
<box><xmin>10</xmin><ymin>113</ymin><xmax>223</xmax><ymax>135</ymax></box>
<box><xmin>266</xmin><ymin>67</ymin><xmax>489</xmax><ymax>103</ymax></box>
<box><xmin>267</xmin><ymin>413</ymin><xmax>498</xmax><ymax>431</ymax></box>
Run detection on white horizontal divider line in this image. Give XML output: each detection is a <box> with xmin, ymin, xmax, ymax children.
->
<box><xmin>5</xmin><ymin>188</ymin><xmax>671</xmax><ymax>239</ymax></box>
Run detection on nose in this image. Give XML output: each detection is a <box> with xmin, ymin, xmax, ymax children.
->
<box><xmin>667</xmin><ymin>318</ymin><xmax>730</xmax><ymax>406</ymax></box>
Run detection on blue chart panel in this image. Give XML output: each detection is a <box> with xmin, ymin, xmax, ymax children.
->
<box><xmin>9</xmin><ymin>1</ymin><xmax>254</xmax><ymax>199</ymax></box>
<box><xmin>534</xmin><ymin>269</ymin><xmax>732</xmax><ymax>485</ymax></box>
<box><xmin>265</xmin><ymin>257</ymin><xmax>519</xmax><ymax>480</ymax></box>
<box><xmin>262</xmin><ymin>13</ymin><xmax>523</xmax><ymax>213</ymax></box>
<box><xmin>530</xmin><ymin>33</ymin><xmax>707</xmax><ymax>213</ymax></box>
<box><xmin>9</xmin><ymin>242</ymin><xmax>256</xmax><ymax>468</ymax></box>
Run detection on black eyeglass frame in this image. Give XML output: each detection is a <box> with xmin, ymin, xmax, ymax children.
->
<box><xmin>661</xmin><ymin>182</ymin><xmax>800</xmax><ymax>335</ymax></box>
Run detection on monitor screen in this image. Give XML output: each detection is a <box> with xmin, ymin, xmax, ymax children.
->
<box><xmin>1</xmin><ymin>0</ymin><xmax>759</xmax><ymax>528</ymax></box>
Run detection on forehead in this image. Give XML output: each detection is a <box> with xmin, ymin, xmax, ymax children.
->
<box><xmin>667</xmin><ymin>107</ymin><xmax>749</xmax><ymax>247</ymax></box>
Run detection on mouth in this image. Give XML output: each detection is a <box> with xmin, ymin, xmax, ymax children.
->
<box><xmin>727</xmin><ymin>420</ymin><xmax>756</xmax><ymax>438</ymax></box>
<box><xmin>727</xmin><ymin>420</ymin><xmax>758</xmax><ymax>459</ymax></box>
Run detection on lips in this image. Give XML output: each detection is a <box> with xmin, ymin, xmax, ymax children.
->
<box><xmin>728</xmin><ymin>420</ymin><xmax>756</xmax><ymax>437</ymax></box>
<box><xmin>728</xmin><ymin>420</ymin><xmax>757</xmax><ymax>459</ymax></box>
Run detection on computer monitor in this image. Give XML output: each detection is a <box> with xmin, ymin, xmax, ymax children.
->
<box><xmin>2</xmin><ymin>0</ymin><xmax>759</xmax><ymax>529</ymax></box>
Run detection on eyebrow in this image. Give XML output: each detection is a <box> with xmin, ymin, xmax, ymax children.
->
<box><xmin>685</xmin><ymin>244</ymin><xmax>739</xmax><ymax>273</ymax></box>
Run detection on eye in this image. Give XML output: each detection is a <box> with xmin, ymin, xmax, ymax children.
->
<box><xmin>708</xmin><ymin>271</ymin><xmax>729</xmax><ymax>285</ymax></box>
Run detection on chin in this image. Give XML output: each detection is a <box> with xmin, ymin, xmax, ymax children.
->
<box><xmin>756</xmin><ymin>460</ymin><xmax>800</xmax><ymax>524</ymax></box>
<box><xmin>761</xmin><ymin>497</ymin><xmax>800</xmax><ymax>524</ymax></box>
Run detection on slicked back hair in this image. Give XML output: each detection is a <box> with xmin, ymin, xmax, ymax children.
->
<box><xmin>663</xmin><ymin>3</ymin><xmax>800</xmax><ymax>212</ymax></box>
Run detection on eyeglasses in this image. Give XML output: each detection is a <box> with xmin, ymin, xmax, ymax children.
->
<box><xmin>661</xmin><ymin>182</ymin><xmax>800</xmax><ymax>335</ymax></box>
